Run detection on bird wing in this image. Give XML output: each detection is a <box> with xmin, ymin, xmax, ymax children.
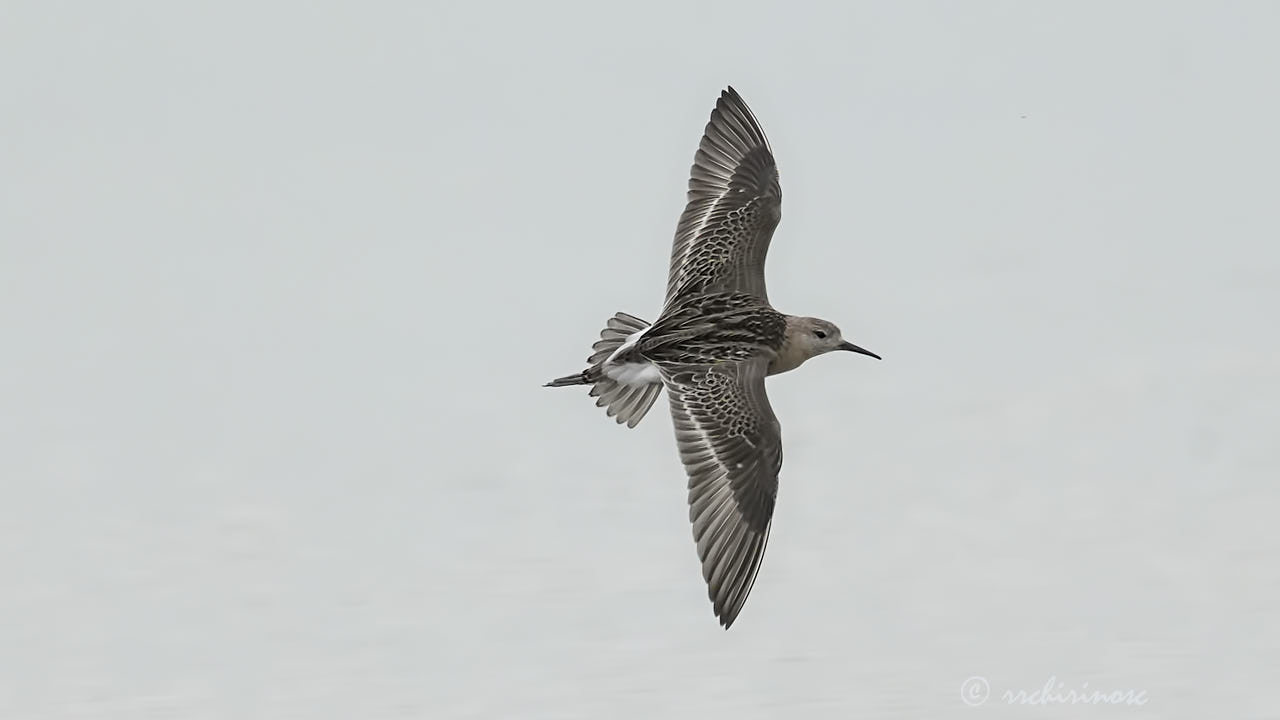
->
<box><xmin>664</xmin><ymin>87</ymin><xmax>782</xmax><ymax>308</ymax></box>
<box><xmin>660</xmin><ymin>357</ymin><xmax>782</xmax><ymax>628</ymax></box>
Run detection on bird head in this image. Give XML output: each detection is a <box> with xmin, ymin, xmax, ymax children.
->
<box><xmin>797</xmin><ymin>317</ymin><xmax>880</xmax><ymax>361</ymax></box>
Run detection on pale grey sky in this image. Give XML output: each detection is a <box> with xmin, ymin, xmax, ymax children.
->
<box><xmin>2</xmin><ymin>2</ymin><xmax>1278</xmax><ymax>718</ymax></box>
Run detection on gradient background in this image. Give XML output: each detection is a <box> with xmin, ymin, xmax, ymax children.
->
<box><xmin>3</xmin><ymin>2</ymin><xmax>1278</xmax><ymax>717</ymax></box>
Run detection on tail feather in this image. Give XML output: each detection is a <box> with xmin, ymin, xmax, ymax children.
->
<box><xmin>616</xmin><ymin>381</ymin><xmax>663</xmax><ymax>427</ymax></box>
<box><xmin>546</xmin><ymin>312</ymin><xmax>662</xmax><ymax>429</ymax></box>
<box><xmin>545</xmin><ymin>371</ymin><xmax>589</xmax><ymax>388</ymax></box>
<box><xmin>587</xmin><ymin>312</ymin><xmax>649</xmax><ymax>365</ymax></box>
<box><xmin>591</xmin><ymin>376</ymin><xmax>662</xmax><ymax>428</ymax></box>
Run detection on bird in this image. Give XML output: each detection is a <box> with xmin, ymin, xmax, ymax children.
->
<box><xmin>545</xmin><ymin>86</ymin><xmax>880</xmax><ymax>628</ymax></box>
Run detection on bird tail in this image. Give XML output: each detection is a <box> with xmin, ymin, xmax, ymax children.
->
<box><xmin>545</xmin><ymin>371</ymin><xmax>591</xmax><ymax>387</ymax></box>
<box><xmin>545</xmin><ymin>312</ymin><xmax>663</xmax><ymax>429</ymax></box>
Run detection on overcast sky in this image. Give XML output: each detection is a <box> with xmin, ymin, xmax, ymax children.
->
<box><xmin>3</xmin><ymin>2</ymin><xmax>1278</xmax><ymax>718</ymax></box>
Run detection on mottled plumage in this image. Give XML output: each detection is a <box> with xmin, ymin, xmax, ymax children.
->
<box><xmin>616</xmin><ymin>292</ymin><xmax>787</xmax><ymax>367</ymax></box>
<box><xmin>665</xmin><ymin>89</ymin><xmax>781</xmax><ymax>305</ymax></box>
<box><xmin>546</xmin><ymin>87</ymin><xmax>880</xmax><ymax>628</ymax></box>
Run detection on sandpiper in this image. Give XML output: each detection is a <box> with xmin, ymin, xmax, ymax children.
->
<box><xmin>546</xmin><ymin>87</ymin><xmax>880</xmax><ymax>628</ymax></box>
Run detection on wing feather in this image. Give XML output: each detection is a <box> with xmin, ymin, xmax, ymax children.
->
<box><xmin>665</xmin><ymin>87</ymin><xmax>782</xmax><ymax>306</ymax></box>
<box><xmin>661</xmin><ymin>358</ymin><xmax>783</xmax><ymax>628</ymax></box>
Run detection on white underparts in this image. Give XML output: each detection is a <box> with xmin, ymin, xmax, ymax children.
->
<box><xmin>603</xmin><ymin>325</ymin><xmax>661</xmax><ymax>387</ymax></box>
<box><xmin>605</xmin><ymin>361</ymin><xmax>662</xmax><ymax>387</ymax></box>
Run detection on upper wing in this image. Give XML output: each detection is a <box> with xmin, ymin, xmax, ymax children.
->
<box><xmin>664</xmin><ymin>87</ymin><xmax>782</xmax><ymax>307</ymax></box>
<box><xmin>661</xmin><ymin>358</ymin><xmax>783</xmax><ymax>628</ymax></box>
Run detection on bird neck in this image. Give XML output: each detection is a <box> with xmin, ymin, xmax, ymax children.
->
<box><xmin>768</xmin><ymin>317</ymin><xmax>812</xmax><ymax>375</ymax></box>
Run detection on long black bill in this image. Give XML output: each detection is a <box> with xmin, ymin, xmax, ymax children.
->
<box><xmin>837</xmin><ymin>340</ymin><xmax>881</xmax><ymax>360</ymax></box>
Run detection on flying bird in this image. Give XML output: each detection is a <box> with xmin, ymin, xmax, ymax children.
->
<box><xmin>546</xmin><ymin>87</ymin><xmax>880</xmax><ymax>628</ymax></box>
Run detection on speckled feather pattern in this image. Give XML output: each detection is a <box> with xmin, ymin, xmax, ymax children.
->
<box><xmin>661</xmin><ymin>357</ymin><xmax>781</xmax><ymax>627</ymax></box>
<box><xmin>546</xmin><ymin>87</ymin><xmax>878</xmax><ymax>629</ymax></box>
<box><xmin>611</xmin><ymin>292</ymin><xmax>787</xmax><ymax>369</ymax></box>
<box><xmin>665</xmin><ymin>90</ymin><xmax>781</xmax><ymax>306</ymax></box>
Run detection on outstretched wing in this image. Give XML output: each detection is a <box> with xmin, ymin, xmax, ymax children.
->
<box><xmin>665</xmin><ymin>87</ymin><xmax>782</xmax><ymax>307</ymax></box>
<box><xmin>661</xmin><ymin>358</ymin><xmax>783</xmax><ymax>628</ymax></box>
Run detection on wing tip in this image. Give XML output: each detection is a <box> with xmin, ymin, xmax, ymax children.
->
<box><xmin>705</xmin><ymin>521</ymin><xmax>773</xmax><ymax>631</ymax></box>
<box><xmin>712</xmin><ymin>589</ymin><xmax>749</xmax><ymax>629</ymax></box>
<box><xmin>701</xmin><ymin>85</ymin><xmax>771</xmax><ymax>158</ymax></box>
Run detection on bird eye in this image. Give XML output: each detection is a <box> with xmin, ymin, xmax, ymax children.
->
<box><xmin>813</xmin><ymin>330</ymin><xmax>827</xmax><ymax>339</ymax></box>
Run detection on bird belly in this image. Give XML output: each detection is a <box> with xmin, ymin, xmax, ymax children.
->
<box><xmin>604</xmin><ymin>361</ymin><xmax>662</xmax><ymax>387</ymax></box>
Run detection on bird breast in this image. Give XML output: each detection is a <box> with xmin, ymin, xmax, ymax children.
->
<box><xmin>766</xmin><ymin>340</ymin><xmax>808</xmax><ymax>376</ymax></box>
